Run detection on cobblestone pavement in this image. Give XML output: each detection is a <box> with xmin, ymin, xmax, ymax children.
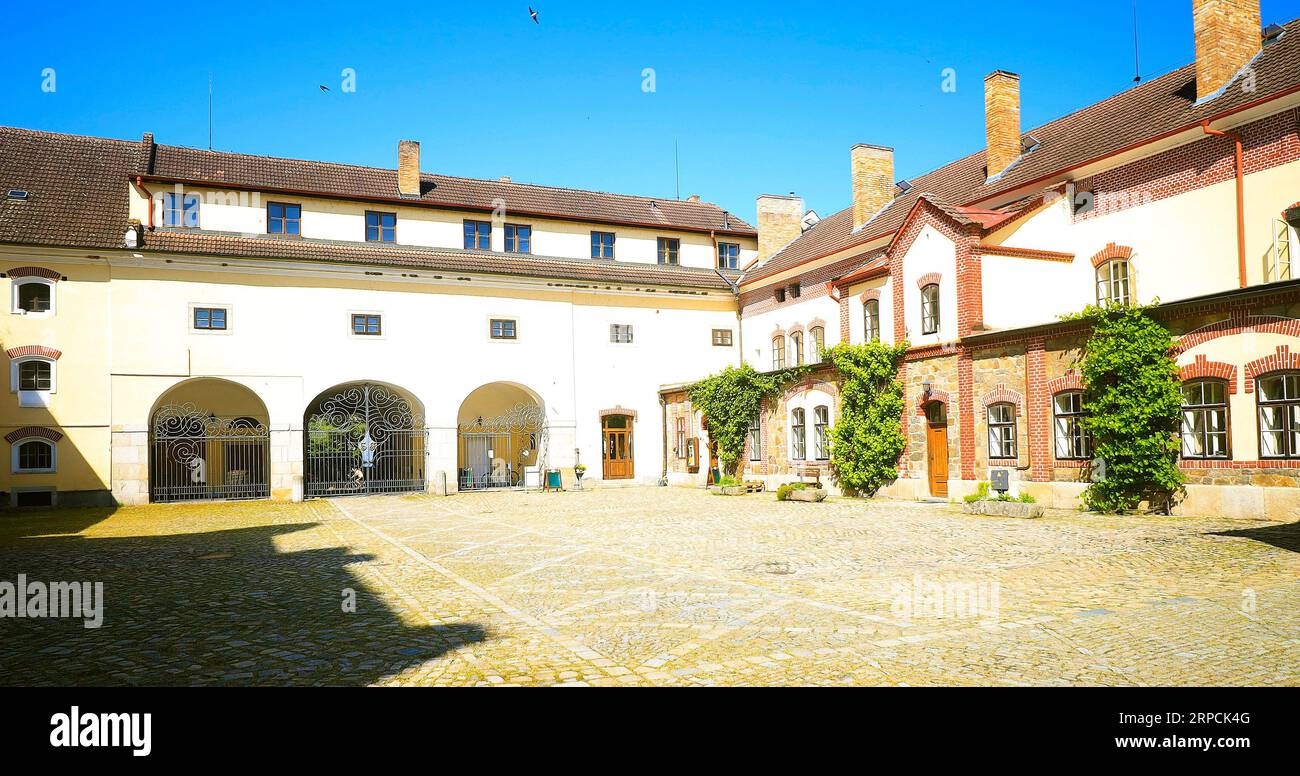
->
<box><xmin>1</xmin><ymin>489</ymin><xmax>1297</xmax><ymax>686</ymax></box>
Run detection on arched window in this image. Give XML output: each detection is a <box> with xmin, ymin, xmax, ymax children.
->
<box><xmin>12</xmin><ymin>279</ymin><xmax>53</xmax><ymax>314</ymax></box>
<box><xmin>864</xmin><ymin>299</ymin><xmax>880</xmax><ymax>342</ymax></box>
<box><xmin>1053</xmin><ymin>391</ymin><xmax>1091</xmax><ymax>459</ymax></box>
<box><xmin>920</xmin><ymin>284</ymin><xmax>940</xmax><ymax>335</ymax></box>
<box><xmin>12</xmin><ymin>438</ymin><xmax>55</xmax><ymax>473</ymax></box>
<box><xmin>791</xmin><ymin>408</ymin><xmax>806</xmax><ymax>461</ymax></box>
<box><xmin>790</xmin><ymin>331</ymin><xmax>804</xmax><ymax>366</ymax></box>
<box><xmin>771</xmin><ymin>336</ymin><xmax>786</xmax><ymax>370</ymax></box>
<box><xmin>987</xmin><ymin>402</ymin><xmax>1017</xmax><ymax>459</ymax></box>
<box><xmin>1096</xmin><ymin>259</ymin><xmax>1132</xmax><ymax>306</ymax></box>
<box><xmin>1181</xmin><ymin>380</ymin><xmax>1229</xmax><ymax>459</ymax></box>
<box><xmin>11</xmin><ymin>357</ymin><xmax>55</xmax><ymax>407</ymax></box>
<box><xmin>813</xmin><ymin>406</ymin><xmax>830</xmax><ymax>460</ymax></box>
<box><xmin>1258</xmin><ymin>372</ymin><xmax>1300</xmax><ymax>460</ymax></box>
<box><xmin>809</xmin><ymin>326</ymin><xmax>824</xmax><ymax>364</ymax></box>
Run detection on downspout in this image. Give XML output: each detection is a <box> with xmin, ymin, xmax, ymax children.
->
<box><xmin>133</xmin><ymin>176</ymin><xmax>155</xmax><ymax>229</ymax></box>
<box><xmin>659</xmin><ymin>394</ymin><xmax>668</xmax><ymax>486</ymax></box>
<box><xmin>1200</xmin><ymin>120</ymin><xmax>1247</xmax><ymax>288</ymax></box>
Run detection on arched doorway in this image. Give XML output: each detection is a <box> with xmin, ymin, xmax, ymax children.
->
<box><xmin>457</xmin><ymin>382</ymin><xmax>547</xmax><ymax>490</ymax></box>
<box><xmin>149</xmin><ymin>378</ymin><xmax>270</xmax><ymax>503</ymax></box>
<box><xmin>304</xmin><ymin>382</ymin><xmax>427</xmax><ymax>498</ymax></box>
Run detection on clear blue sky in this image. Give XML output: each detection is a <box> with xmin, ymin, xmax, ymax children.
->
<box><xmin>3</xmin><ymin>1</ymin><xmax>1297</xmax><ymax>224</ymax></box>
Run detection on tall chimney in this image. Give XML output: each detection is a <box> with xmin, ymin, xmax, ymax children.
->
<box><xmin>756</xmin><ymin>194</ymin><xmax>804</xmax><ymax>263</ymax></box>
<box><xmin>851</xmin><ymin>144</ymin><xmax>894</xmax><ymax>231</ymax></box>
<box><xmin>984</xmin><ymin>71</ymin><xmax>1021</xmax><ymax>178</ymax></box>
<box><xmin>1193</xmin><ymin>0</ymin><xmax>1261</xmax><ymax>101</ymax></box>
<box><xmin>398</xmin><ymin>140</ymin><xmax>421</xmax><ymax>197</ymax></box>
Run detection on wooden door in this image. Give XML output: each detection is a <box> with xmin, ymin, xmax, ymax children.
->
<box><xmin>925</xmin><ymin>402</ymin><xmax>949</xmax><ymax>498</ymax></box>
<box><xmin>602</xmin><ymin>415</ymin><xmax>634</xmax><ymax>479</ymax></box>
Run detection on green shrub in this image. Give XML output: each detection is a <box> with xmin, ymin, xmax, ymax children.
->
<box><xmin>963</xmin><ymin>481</ymin><xmax>992</xmax><ymax>504</ymax></box>
<box><xmin>1018</xmin><ymin>492</ymin><xmax>1037</xmax><ymax>504</ymax></box>
<box><xmin>825</xmin><ymin>341</ymin><xmax>910</xmax><ymax>496</ymax></box>
<box><xmin>776</xmin><ymin>484</ymin><xmax>793</xmax><ymax>501</ymax></box>
<box><xmin>688</xmin><ymin>363</ymin><xmax>808</xmax><ymax>477</ymax></box>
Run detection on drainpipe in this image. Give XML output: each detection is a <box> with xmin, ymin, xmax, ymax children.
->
<box><xmin>659</xmin><ymin>394</ymin><xmax>669</xmax><ymax>486</ymax></box>
<box><xmin>1200</xmin><ymin>121</ymin><xmax>1247</xmax><ymax>288</ymax></box>
<box><xmin>133</xmin><ymin>176</ymin><xmax>155</xmax><ymax>230</ymax></box>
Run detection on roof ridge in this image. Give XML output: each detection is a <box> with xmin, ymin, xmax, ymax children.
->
<box><xmin>0</xmin><ymin>125</ymin><xmax>139</xmax><ymax>147</ymax></box>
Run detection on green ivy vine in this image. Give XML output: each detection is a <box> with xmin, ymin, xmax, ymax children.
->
<box><xmin>687</xmin><ymin>363</ymin><xmax>809</xmax><ymax>476</ymax></box>
<box><xmin>826</xmin><ymin>340</ymin><xmax>910</xmax><ymax>496</ymax></box>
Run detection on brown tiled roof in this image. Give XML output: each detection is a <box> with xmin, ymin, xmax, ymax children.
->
<box><xmin>143</xmin><ymin>144</ymin><xmax>754</xmax><ymax>237</ymax></box>
<box><xmin>744</xmin><ymin>17</ymin><xmax>1300</xmax><ymax>285</ymax></box>
<box><xmin>143</xmin><ymin>230</ymin><xmax>740</xmax><ymax>291</ymax></box>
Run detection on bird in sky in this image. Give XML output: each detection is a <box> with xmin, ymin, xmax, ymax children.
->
<box><xmin>318</xmin><ymin>84</ymin><xmax>330</xmax><ymax>92</ymax></box>
<box><xmin>528</xmin><ymin>6</ymin><xmax>539</xmax><ymax>24</ymax></box>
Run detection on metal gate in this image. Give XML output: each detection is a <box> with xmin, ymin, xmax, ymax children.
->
<box><xmin>150</xmin><ymin>404</ymin><xmax>270</xmax><ymax>503</ymax></box>
<box><xmin>457</xmin><ymin>402</ymin><xmax>548</xmax><ymax>490</ymax></box>
<box><xmin>305</xmin><ymin>383</ymin><xmax>427</xmax><ymax>498</ymax></box>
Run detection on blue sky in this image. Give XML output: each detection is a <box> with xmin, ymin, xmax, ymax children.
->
<box><xmin>3</xmin><ymin>1</ymin><xmax>1297</xmax><ymax>224</ymax></box>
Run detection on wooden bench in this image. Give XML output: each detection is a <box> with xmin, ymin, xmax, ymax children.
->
<box><xmin>794</xmin><ymin>465</ymin><xmax>825</xmax><ymax>486</ymax></box>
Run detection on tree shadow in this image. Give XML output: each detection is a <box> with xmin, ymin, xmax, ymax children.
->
<box><xmin>0</xmin><ymin>506</ymin><xmax>119</xmax><ymax>543</ymax></box>
<box><xmin>1210</xmin><ymin>521</ymin><xmax>1300</xmax><ymax>553</ymax></box>
<box><xmin>0</xmin><ymin>521</ymin><xmax>488</xmax><ymax>686</ymax></box>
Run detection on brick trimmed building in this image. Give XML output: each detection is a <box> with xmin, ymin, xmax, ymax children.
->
<box><xmin>665</xmin><ymin>3</ymin><xmax>1300</xmax><ymax>518</ymax></box>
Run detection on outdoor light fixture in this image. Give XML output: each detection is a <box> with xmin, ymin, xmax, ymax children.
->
<box><xmin>922</xmin><ymin>380</ymin><xmax>932</xmax><ymax>395</ymax></box>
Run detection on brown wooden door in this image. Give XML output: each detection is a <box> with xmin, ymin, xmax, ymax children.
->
<box><xmin>925</xmin><ymin>403</ymin><xmax>949</xmax><ymax>498</ymax></box>
<box><xmin>602</xmin><ymin>415</ymin><xmax>634</xmax><ymax>479</ymax></box>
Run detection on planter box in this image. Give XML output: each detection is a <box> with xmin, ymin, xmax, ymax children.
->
<box><xmin>785</xmin><ymin>488</ymin><xmax>827</xmax><ymax>503</ymax></box>
<box><xmin>962</xmin><ymin>500</ymin><xmax>1044</xmax><ymax>519</ymax></box>
<box><xmin>709</xmin><ymin>485</ymin><xmax>747</xmax><ymax>496</ymax></box>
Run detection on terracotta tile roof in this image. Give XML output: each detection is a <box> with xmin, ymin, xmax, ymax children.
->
<box><xmin>744</xmin><ymin>17</ymin><xmax>1300</xmax><ymax>285</ymax></box>
<box><xmin>143</xmin><ymin>230</ymin><xmax>741</xmax><ymax>291</ymax></box>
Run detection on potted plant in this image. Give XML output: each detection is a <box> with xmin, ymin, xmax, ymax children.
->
<box><xmin>776</xmin><ymin>482</ymin><xmax>827</xmax><ymax>503</ymax></box>
<box><xmin>573</xmin><ymin>463</ymin><xmax>586</xmax><ymax>489</ymax></box>
<box><xmin>961</xmin><ymin>482</ymin><xmax>1043</xmax><ymax>518</ymax></box>
<box><xmin>708</xmin><ymin>475</ymin><xmax>747</xmax><ymax>496</ymax></box>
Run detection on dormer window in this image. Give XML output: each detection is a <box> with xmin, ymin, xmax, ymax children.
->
<box><xmin>267</xmin><ymin>202</ymin><xmax>301</xmax><ymax>236</ymax></box>
<box><xmin>162</xmin><ymin>192</ymin><xmax>200</xmax><ymax>228</ymax></box>
<box><xmin>717</xmin><ymin>242</ymin><xmax>740</xmax><ymax>270</ymax></box>
<box><xmin>464</xmin><ymin>220</ymin><xmax>491</xmax><ymax>250</ymax></box>
<box><xmin>365</xmin><ymin>211</ymin><xmax>396</xmax><ymax>242</ymax></box>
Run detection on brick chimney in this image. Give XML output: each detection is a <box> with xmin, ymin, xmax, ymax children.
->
<box><xmin>756</xmin><ymin>194</ymin><xmax>804</xmax><ymax>263</ymax></box>
<box><xmin>851</xmin><ymin>144</ymin><xmax>894</xmax><ymax>232</ymax></box>
<box><xmin>1193</xmin><ymin>0</ymin><xmax>1261</xmax><ymax>100</ymax></box>
<box><xmin>984</xmin><ymin>71</ymin><xmax>1021</xmax><ymax>178</ymax></box>
<box><xmin>398</xmin><ymin>140</ymin><xmax>421</xmax><ymax>197</ymax></box>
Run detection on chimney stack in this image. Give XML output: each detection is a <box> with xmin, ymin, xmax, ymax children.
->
<box><xmin>1193</xmin><ymin>0</ymin><xmax>1261</xmax><ymax>101</ymax></box>
<box><xmin>398</xmin><ymin>140</ymin><xmax>421</xmax><ymax>197</ymax></box>
<box><xmin>851</xmin><ymin>144</ymin><xmax>894</xmax><ymax>231</ymax></box>
<box><xmin>756</xmin><ymin>194</ymin><xmax>804</xmax><ymax>263</ymax></box>
<box><xmin>984</xmin><ymin>71</ymin><xmax>1021</xmax><ymax>178</ymax></box>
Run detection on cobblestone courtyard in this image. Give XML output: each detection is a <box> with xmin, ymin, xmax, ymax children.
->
<box><xmin>1</xmin><ymin>488</ymin><xmax>1297</xmax><ymax>686</ymax></box>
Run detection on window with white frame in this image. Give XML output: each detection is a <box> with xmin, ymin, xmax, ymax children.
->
<box><xmin>920</xmin><ymin>284</ymin><xmax>940</xmax><ymax>335</ymax></box>
<box><xmin>12</xmin><ymin>279</ymin><xmax>53</xmax><ymax>314</ymax></box>
<box><xmin>609</xmin><ymin>324</ymin><xmax>634</xmax><ymax>344</ymax></box>
<box><xmin>809</xmin><ymin>326</ymin><xmax>824</xmax><ymax>364</ymax></box>
<box><xmin>987</xmin><ymin>402</ymin><xmax>1017</xmax><ymax>459</ymax></box>
<box><xmin>748</xmin><ymin>415</ymin><xmax>761</xmax><ymax>461</ymax></box>
<box><xmin>11</xmin><ymin>357</ymin><xmax>55</xmax><ymax>408</ymax></box>
<box><xmin>790</xmin><ymin>408</ymin><xmax>806</xmax><ymax>461</ymax></box>
<box><xmin>790</xmin><ymin>331</ymin><xmax>804</xmax><ymax>366</ymax></box>
<box><xmin>864</xmin><ymin>299</ymin><xmax>880</xmax><ymax>342</ymax></box>
<box><xmin>1096</xmin><ymin>259</ymin><xmax>1132</xmax><ymax>306</ymax></box>
<box><xmin>1258</xmin><ymin>372</ymin><xmax>1300</xmax><ymax>460</ymax></box>
<box><xmin>771</xmin><ymin>336</ymin><xmax>785</xmax><ymax>370</ymax></box>
<box><xmin>1181</xmin><ymin>379</ymin><xmax>1229</xmax><ymax>459</ymax></box>
<box><xmin>12</xmin><ymin>438</ymin><xmax>55</xmax><ymax>473</ymax></box>
<box><xmin>1053</xmin><ymin>391</ymin><xmax>1092</xmax><ymax>459</ymax></box>
<box><xmin>813</xmin><ymin>405</ymin><xmax>829</xmax><ymax>460</ymax></box>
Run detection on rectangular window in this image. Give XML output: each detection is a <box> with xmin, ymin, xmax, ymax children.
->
<box><xmin>18</xmin><ymin>361</ymin><xmax>51</xmax><ymax>392</ymax></box>
<box><xmin>813</xmin><ymin>406</ymin><xmax>829</xmax><ymax>461</ymax></box>
<box><xmin>810</xmin><ymin>327</ymin><xmax>824</xmax><ymax>364</ymax></box>
<box><xmin>1053</xmin><ymin>392</ymin><xmax>1092</xmax><ymax>459</ymax></box>
<box><xmin>504</xmin><ymin>224</ymin><xmax>531</xmax><ymax>254</ymax></box>
<box><xmin>193</xmin><ymin>307</ymin><xmax>228</xmax><ymax>331</ymax></box>
<box><xmin>1096</xmin><ymin>260</ymin><xmax>1132</xmax><ymax>306</ymax></box>
<box><xmin>864</xmin><ymin>300</ymin><xmax>881</xmax><ymax>342</ymax></box>
<box><xmin>717</xmin><ymin>242</ymin><xmax>740</xmax><ymax>270</ymax></box>
<box><xmin>921</xmin><ymin>284</ymin><xmax>940</xmax><ymax>335</ymax></box>
<box><xmin>365</xmin><ymin>211</ymin><xmax>396</xmax><ymax>242</ymax></box>
<box><xmin>791</xmin><ymin>408</ymin><xmax>806</xmax><ymax>461</ymax></box>
<box><xmin>748</xmin><ymin>416</ymin><xmax>762</xmax><ymax>461</ymax></box>
<box><xmin>772</xmin><ymin>337</ymin><xmax>785</xmax><ymax>370</ymax></box>
<box><xmin>351</xmin><ymin>313</ymin><xmax>382</xmax><ymax>336</ymax></box>
<box><xmin>775</xmin><ymin>288</ymin><xmax>786</xmax><ymax>303</ymax></box>
<box><xmin>657</xmin><ymin>237</ymin><xmax>680</xmax><ymax>265</ymax></box>
<box><xmin>1181</xmin><ymin>380</ymin><xmax>1229</xmax><ymax>459</ymax></box>
<box><xmin>464</xmin><ymin>220</ymin><xmax>492</xmax><ymax>250</ymax></box>
<box><xmin>267</xmin><ymin>202</ymin><xmax>301</xmax><ymax>236</ymax></box>
<box><xmin>1258</xmin><ymin>373</ymin><xmax>1300</xmax><ymax>459</ymax></box>
<box><xmin>490</xmin><ymin>318</ymin><xmax>517</xmax><ymax>340</ymax></box>
<box><xmin>676</xmin><ymin>417</ymin><xmax>686</xmax><ymax>458</ymax></box>
<box><xmin>17</xmin><ymin>440</ymin><xmax>53</xmax><ymax>471</ymax></box>
<box><xmin>987</xmin><ymin>403</ymin><xmax>1017</xmax><ymax>459</ymax></box>
<box><xmin>712</xmin><ymin>329</ymin><xmax>733</xmax><ymax>347</ymax></box>
<box><xmin>591</xmin><ymin>231</ymin><xmax>616</xmax><ymax>259</ymax></box>
<box><xmin>163</xmin><ymin>192</ymin><xmax>200</xmax><ymax>228</ymax></box>
<box><xmin>609</xmin><ymin>323</ymin><xmax>634</xmax><ymax>344</ymax></box>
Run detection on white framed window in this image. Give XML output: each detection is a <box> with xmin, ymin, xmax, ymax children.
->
<box><xmin>1096</xmin><ymin>260</ymin><xmax>1132</xmax><ymax>306</ymax></box>
<box><xmin>864</xmin><ymin>299</ymin><xmax>880</xmax><ymax>342</ymax></box>
<box><xmin>790</xmin><ymin>408</ymin><xmax>806</xmax><ymax>461</ymax></box>
<box><xmin>1053</xmin><ymin>391</ymin><xmax>1092</xmax><ymax>459</ymax></box>
<box><xmin>921</xmin><ymin>284</ymin><xmax>940</xmax><ymax>335</ymax></box>
<box><xmin>10</xmin><ymin>357</ymin><xmax>56</xmax><ymax>407</ymax></box>
<box><xmin>190</xmin><ymin>304</ymin><xmax>231</xmax><ymax>333</ymax></box>
<box><xmin>809</xmin><ymin>326</ymin><xmax>824</xmax><ymax>363</ymax></box>
<box><xmin>813</xmin><ymin>405</ymin><xmax>829</xmax><ymax>460</ymax></box>
<box><xmin>11</xmin><ymin>278</ymin><xmax>54</xmax><ymax>315</ymax></box>
<box><xmin>1181</xmin><ymin>380</ymin><xmax>1229</xmax><ymax>459</ymax></box>
<box><xmin>610</xmin><ymin>323</ymin><xmax>634</xmax><ymax>344</ymax></box>
<box><xmin>12</xmin><ymin>438</ymin><xmax>56</xmax><ymax>473</ymax></box>
<box><xmin>987</xmin><ymin>402</ymin><xmax>1017</xmax><ymax>459</ymax></box>
<box><xmin>790</xmin><ymin>331</ymin><xmax>804</xmax><ymax>365</ymax></box>
<box><xmin>490</xmin><ymin>317</ymin><xmax>518</xmax><ymax>340</ymax></box>
<box><xmin>748</xmin><ymin>415</ymin><xmax>762</xmax><ymax>461</ymax></box>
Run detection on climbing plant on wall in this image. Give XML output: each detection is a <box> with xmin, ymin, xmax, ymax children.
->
<box><xmin>826</xmin><ymin>340</ymin><xmax>910</xmax><ymax>496</ymax></box>
<box><xmin>688</xmin><ymin>363</ymin><xmax>808</xmax><ymax>477</ymax></box>
<box><xmin>1068</xmin><ymin>303</ymin><xmax>1185</xmax><ymax>513</ymax></box>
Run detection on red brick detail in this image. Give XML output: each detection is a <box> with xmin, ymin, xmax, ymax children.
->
<box><xmin>973</xmin><ymin>245</ymin><xmax>1074</xmax><ymax>263</ymax></box>
<box><xmin>838</xmin><ymin>295</ymin><xmax>850</xmax><ymax>342</ymax></box>
<box><xmin>3</xmin><ymin>426</ymin><xmax>63</xmax><ymax>444</ymax></box>
<box><xmin>958</xmin><ymin>351</ymin><xmax>976</xmax><ymax>480</ymax></box>
<box><xmin>1244</xmin><ymin>346</ymin><xmax>1300</xmax><ymax>393</ymax></box>
<box><xmin>4</xmin><ymin>345</ymin><xmax>61</xmax><ymax>360</ymax></box>
<box><xmin>1089</xmin><ymin>242</ymin><xmax>1133</xmax><ymax>268</ymax></box>
<box><xmin>1287</xmin><ymin>202</ymin><xmax>1300</xmax><ymax>212</ymax></box>
<box><xmin>5</xmin><ymin>266</ymin><xmax>62</xmax><ymax>281</ymax></box>
<box><xmin>859</xmin><ymin>289</ymin><xmax>881</xmax><ymax>303</ymax></box>
<box><xmin>915</xmin><ymin>386</ymin><xmax>951</xmax><ymax>415</ymax></box>
<box><xmin>1174</xmin><ymin>312</ymin><xmax>1300</xmax><ymax>355</ymax></box>
<box><xmin>1178</xmin><ymin>355</ymin><xmax>1238</xmax><ymax>394</ymax></box>
<box><xmin>955</xmin><ymin>229</ymin><xmax>983</xmax><ymax>337</ymax></box>
<box><xmin>915</xmin><ymin>271</ymin><xmax>942</xmax><ymax>290</ymax></box>
<box><xmin>1046</xmin><ymin>371</ymin><xmax>1084</xmax><ymax>395</ymax></box>
<box><xmin>1026</xmin><ymin>337</ymin><xmax>1050</xmax><ymax>482</ymax></box>
<box><xmin>598</xmin><ymin>407</ymin><xmax>637</xmax><ymax>420</ymax></box>
<box><xmin>981</xmin><ymin>384</ymin><xmax>1024</xmax><ymax>414</ymax></box>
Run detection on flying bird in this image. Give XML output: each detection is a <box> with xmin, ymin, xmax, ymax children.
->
<box><xmin>318</xmin><ymin>84</ymin><xmax>330</xmax><ymax>92</ymax></box>
<box><xmin>529</xmin><ymin>6</ymin><xmax>539</xmax><ymax>24</ymax></box>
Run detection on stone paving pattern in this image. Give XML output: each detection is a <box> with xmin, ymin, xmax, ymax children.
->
<box><xmin>1</xmin><ymin>488</ymin><xmax>1297</xmax><ymax>686</ymax></box>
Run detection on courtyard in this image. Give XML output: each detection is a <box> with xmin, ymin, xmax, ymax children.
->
<box><xmin>0</xmin><ymin>487</ymin><xmax>1297</xmax><ymax>686</ymax></box>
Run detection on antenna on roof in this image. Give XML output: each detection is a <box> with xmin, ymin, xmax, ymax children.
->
<box><xmin>1131</xmin><ymin>0</ymin><xmax>1142</xmax><ymax>83</ymax></box>
<box><xmin>674</xmin><ymin>138</ymin><xmax>681</xmax><ymax>200</ymax></box>
<box><xmin>208</xmin><ymin>72</ymin><xmax>214</xmax><ymax>150</ymax></box>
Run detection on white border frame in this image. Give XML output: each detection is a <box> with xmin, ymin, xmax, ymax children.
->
<box><xmin>10</xmin><ymin>277</ymin><xmax>55</xmax><ymax>316</ymax></box>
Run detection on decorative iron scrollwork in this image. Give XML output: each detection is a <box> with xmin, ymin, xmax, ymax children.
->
<box><xmin>458</xmin><ymin>402</ymin><xmax>546</xmax><ymax>434</ymax></box>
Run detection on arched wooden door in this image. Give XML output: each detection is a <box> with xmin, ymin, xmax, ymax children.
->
<box><xmin>602</xmin><ymin>414</ymin><xmax>634</xmax><ymax>479</ymax></box>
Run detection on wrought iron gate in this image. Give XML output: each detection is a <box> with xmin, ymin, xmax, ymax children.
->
<box><xmin>150</xmin><ymin>404</ymin><xmax>270</xmax><ymax>503</ymax></box>
<box><xmin>305</xmin><ymin>383</ymin><xmax>427</xmax><ymax>498</ymax></box>
<box><xmin>457</xmin><ymin>402</ymin><xmax>548</xmax><ymax>490</ymax></box>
